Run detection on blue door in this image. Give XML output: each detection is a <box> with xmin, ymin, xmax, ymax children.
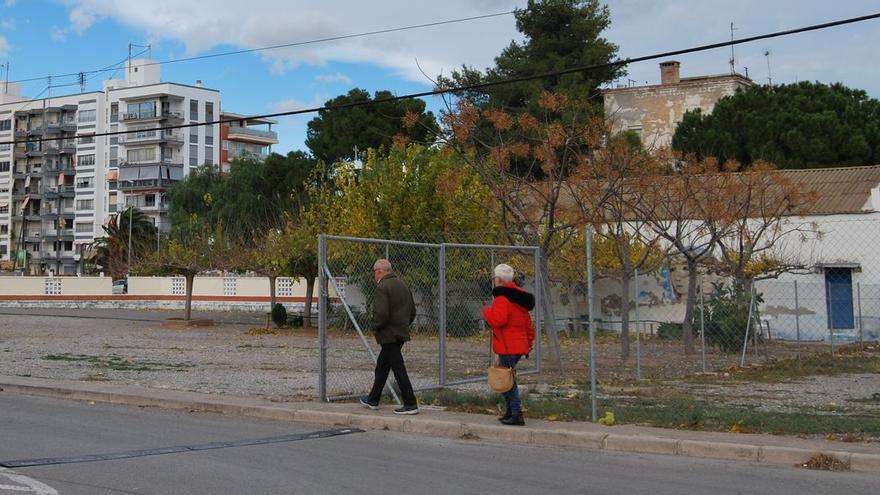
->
<box><xmin>825</xmin><ymin>268</ymin><xmax>854</xmax><ymax>330</ymax></box>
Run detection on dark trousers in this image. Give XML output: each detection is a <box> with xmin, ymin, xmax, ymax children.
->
<box><xmin>368</xmin><ymin>341</ymin><xmax>417</xmax><ymax>407</ymax></box>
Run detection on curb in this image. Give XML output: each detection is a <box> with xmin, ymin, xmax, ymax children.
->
<box><xmin>2</xmin><ymin>380</ymin><xmax>879</xmax><ymax>474</ymax></box>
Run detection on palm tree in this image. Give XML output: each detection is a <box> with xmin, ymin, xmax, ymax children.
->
<box><xmin>92</xmin><ymin>207</ymin><xmax>157</xmax><ymax>279</ymax></box>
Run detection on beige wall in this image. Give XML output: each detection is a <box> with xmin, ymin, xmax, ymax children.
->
<box><xmin>127</xmin><ymin>276</ymin><xmax>311</xmax><ymax>298</ymax></box>
<box><xmin>604</xmin><ymin>77</ymin><xmax>751</xmax><ymax>149</ymax></box>
<box><xmin>0</xmin><ymin>276</ymin><xmax>112</xmax><ymax>295</ymax></box>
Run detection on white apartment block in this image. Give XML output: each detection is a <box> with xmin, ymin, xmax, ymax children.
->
<box><xmin>0</xmin><ymin>59</ymin><xmax>220</xmax><ymax>275</ymax></box>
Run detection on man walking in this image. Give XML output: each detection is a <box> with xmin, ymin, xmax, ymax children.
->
<box><xmin>360</xmin><ymin>259</ymin><xmax>420</xmax><ymax>415</ymax></box>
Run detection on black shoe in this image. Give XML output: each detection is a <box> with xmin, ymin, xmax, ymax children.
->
<box><xmin>498</xmin><ymin>409</ymin><xmax>512</xmax><ymax>423</ymax></box>
<box><xmin>359</xmin><ymin>396</ymin><xmax>379</xmax><ymax>410</ymax></box>
<box><xmin>394</xmin><ymin>404</ymin><xmax>420</xmax><ymax>415</ymax></box>
<box><xmin>500</xmin><ymin>414</ymin><xmax>525</xmax><ymax>426</ymax></box>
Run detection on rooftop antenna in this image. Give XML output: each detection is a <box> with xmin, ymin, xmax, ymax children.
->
<box><xmin>2</xmin><ymin>61</ymin><xmax>8</xmax><ymax>94</ymax></box>
<box><xmin>729</xmin><ymin>22</ymin><xmax>738</xmax><ymax>74</ymax></box>
<box><xmin>78</xmin><ymin>72</ymin><xmax>85</xmax><ymax>93</ymax></box>
<box><xmin>744</xmin><ymin>66</ymin><xmax>749</xmax><ymax>79</ymax></box>
<box><xmin>764</xmin><ymin>49</ymin><xmax>773</xmax><ymax>86</ymax></box>
<box><xmin>128</xmin><ymin>43</ymin><xmax>152</xmax><ymax>76</ymax></box>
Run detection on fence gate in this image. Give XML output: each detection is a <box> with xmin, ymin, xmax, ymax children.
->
<box><xmin>317</xmin><ymin>235</ymin><xmax>542</xmax><ymax>402</ymax></box>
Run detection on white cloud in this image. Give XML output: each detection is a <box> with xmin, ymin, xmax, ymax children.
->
<box><xmin>0</xmin><ymin>35</ymin><xmax>8</xmax><ymax>56</ymax></box>
<box><xmin>50</xmin><ymin>26</ymin><xmax>67</xmax><ymax>41</ymax></box>
<box><xmin>57</xmin><ymin>0</ymin><xmax>522</xmax><ymax>83</ymax></box>
<box><xmin>314</xmin><ymin>72</ymin><xmax>353</xmax><ymax>85</ymax></box>
<box><xmin>56</xmin><ymin>0</ymin><xmax>880</xmax><ymax>96</ymax></box>
<box><xmin>271</xmin><ymin>94</ymin><xmax>327</xmax><ymax>114</ymax></box>
<box><xmin>1</xmin><ymin>18</ymin><xmax>15</xmax><ymax>30</ymax></box>
<box><xmin>4</xmin><ymin>0</ymin><xmax>16</xmax><ymax>7</ymax></box>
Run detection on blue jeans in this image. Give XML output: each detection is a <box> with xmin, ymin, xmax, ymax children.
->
<box><xmin>498</xmin><ymin>354</ymin><xmax>522</xmax><ymax>415</ymax></box>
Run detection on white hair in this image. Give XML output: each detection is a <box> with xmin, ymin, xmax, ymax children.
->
<box><xmin>373</xmin><ymin>259</ymin><xmax>392</xmax><ymax>272</ymax></box>
<box><xmin>494</xmin><ymin>264</ymin><xmax>515</xmax><ymax>283</ymax></box>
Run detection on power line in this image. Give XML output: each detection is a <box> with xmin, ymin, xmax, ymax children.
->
<box><xmin>5</xmin><ymin>11</ymin><xmax>516</xmax><ymax>85</ymax></box>
<box><xmin>3</xmin><ymin>10</ymin><xmax>879</xmax><ymax>147</ymax></box>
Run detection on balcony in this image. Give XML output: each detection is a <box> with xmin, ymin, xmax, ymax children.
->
<box><xmin>118</xmin><ymin>132</ymin><xmax>185</xmax><ymax>146</ymax></box>
<box><xmin>118</xmin><ymin>159</ymin><xmax>184</xmax><ymax>169</ymax></box>
<box><xmin>121</xmin><ymin>110</ymin><xmax>184</xmax><ymax>123</ymax></box>
<box><xmin>42</xmin><ymin>229</ymin><xmax>75</xmax><ymax>241</ymax></box>
<box><xmin>14</xmin><ymin>128</ymin><xmax>27</xmax><ymax>139</ymax></box>
<box><xmin>43</xmin><ymin>186</ymin><xmax>76</xmax><ymax>199</ymax></box>
<box><xmin>226</xmin><ymin>126</ymin><xmax>279</xmax><ymax>144</ymax></box>
<box><xmin>119</xmin><ymin>178</ymin><xmax>179</xmax><ymax>192</ymax></box>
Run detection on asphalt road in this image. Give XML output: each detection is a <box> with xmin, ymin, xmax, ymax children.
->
<box><xmin>0</xmin><ymin>394</ymin><xmax>877</xmax><ymax>495</ymax></box>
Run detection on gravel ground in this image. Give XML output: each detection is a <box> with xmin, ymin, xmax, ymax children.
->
<box><xmin>690</xmin><ymin>374</ymin><xmax>880</xmax><ymax>415</ymax></box>
<box><xmin>0</xmin><ymin>312</ymin><xmax>497</xmax><ymax>402</ymax></box>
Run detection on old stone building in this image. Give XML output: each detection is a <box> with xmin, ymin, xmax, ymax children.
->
<box><xmin>603</xmin><ymin>61</ymin><xmax>753</xmax><ymax>149</ymax></box>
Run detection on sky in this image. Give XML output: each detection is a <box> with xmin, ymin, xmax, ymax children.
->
<box><xmin>0</xmin><ymin>0</ymin><xmax>877</xmax><ymax>154</ymax></box>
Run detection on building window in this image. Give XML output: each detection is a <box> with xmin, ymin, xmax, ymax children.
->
<box><xmin>78</xmin><ymin>136</ymin><xmax>95</xmax><ymax>145</ymax></box>
<box><xmin>77</xmin><ymin>154</ymin><xmax>95</xmax><ymax>167</ymax></box>
<box><xmin>0</xmin><ymin>224</ymin><xmax>7</xmax><ymax>234</ymax></box>
<box><xmin>189</xmin><ymin>99</ymin><xmax>199</xmax><ymax>120</ymax></box>
<box><xmin>126</xmin><ymin>148</ymin><xmax>156</xmax><ymax>163</ymax></box>
<box><xmin>78</xmin><ymin>110</ymin><xmax>96</xmax><ymax>123</ymax></box>
<box><xmin>110</xmin><ymin>103</ymin><xmax>119</xmax><ymax>123</ymax></box>
<box><xmin>75</xmin><ymin>177</ymin><xmax>93</xmax><ymax>189</ymax></box>
<box><xmin>190</xmin><ymin>131</ymin><xmax>198</xmax><ymax>144</ymax></box>
<box><xmin>110</xmin><ymin>137</ymin><xmax>118</xmax><ymax>145</ymax></box>
<box><xmin>0</xmin><ymin>119</ymin><xmax>10</xmax><ymax>131</ymax></box>
<box><xmin>0</xmin><ymin>244</ymin><xmax>6</xmax><ymax>256</ymax></box>
<box><xmin>189</xmin><ymin>145</ymin><xmax>198</xmax><ymax>166</ymax></box>
<box><xmin>0</xmin><ymin>161</ymin><xmax>9</xmax><ymax>172</ymax></box>
<box><xmin>75</xmin><ymin>222</ymin><xmax>93</xmax><ymax>233</ymax></box>
<box><xmin>205</xmin><ymin>102</ymin><xmax>214</xmax><ymax>121</ymax></box>
<box><xmin>0</xmin><ymin>143</ymin><xmax>10</xmax><ymax>151</ymax></box>
<box><xmin>145</xmin><ymin>194</ymin><xmax>156</xmax><ymax>207</ymax></box>
<box><xmin>76</xmin><ymin>199</ymin><xmax>94</xmax><ymax>210</ymax></box>
<box><xmin>127</xmin><ymin>102</ymin><xmax>155</xmax><ymax>119</ymax></box>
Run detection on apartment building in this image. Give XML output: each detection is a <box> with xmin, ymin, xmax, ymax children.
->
<box><xmin>219</xmin><ymin>111</ymin><xmax>278</xmax><ymax>173</ymax></box>
<box><xmin>0</xmin><ymin>59</ymin><xmax>220</xmax><ymax>275</ymax></box>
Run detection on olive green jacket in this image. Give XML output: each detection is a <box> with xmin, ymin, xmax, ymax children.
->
<box><xmin>371</xmin><ymin>273</ymin><xmax>416</xmax><ymax>344</ymax></box>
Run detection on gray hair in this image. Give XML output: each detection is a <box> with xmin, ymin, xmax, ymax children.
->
<box><xmin>373</xmin><ymin>259</ymin><xmax>392</xmax><ymax>272</ymax></box>
<box><xmin>494</xmin><ymin>263</ymin><xmax>514</xmax><ymax>283</ymax></box>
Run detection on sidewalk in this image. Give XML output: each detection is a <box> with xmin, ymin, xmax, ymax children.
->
<box><xmin>1</xmin><ymin>375</ymin><xmax>878</xmax><ymax>473</ymax></box>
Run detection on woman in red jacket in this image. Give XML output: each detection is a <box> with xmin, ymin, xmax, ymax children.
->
<box><xmin>482</xmin><ymin>263</ymin><xmax>535</xmax><ymax>426</ymax></box>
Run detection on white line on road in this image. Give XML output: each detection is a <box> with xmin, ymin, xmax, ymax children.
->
<box><xmin>0</xmin><ymin>469</ymin><xmax>58</xmax><ymax>495</ymax></box>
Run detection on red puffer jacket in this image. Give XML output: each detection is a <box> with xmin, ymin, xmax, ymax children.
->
<box><xmin>482</xmin><ymin>282</ymin><xmax>536</xmax><ymax>355</ymax></box>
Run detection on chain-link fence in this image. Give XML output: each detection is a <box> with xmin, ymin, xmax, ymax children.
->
<box><xmin>317</xmin><ymin>235</ymin><xmax>542</xmax><ymax>402</ymax></box>
<box><xmin>573</xmin><ymin>218</ymin><xmax>880</xmax><ymax>423</ymax></box>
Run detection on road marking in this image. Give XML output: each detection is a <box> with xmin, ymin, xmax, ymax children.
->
<box><xmin>0</xmin><ymin>468</ymin><xmax>58</xmax><ymax>495</ymax></box>
<box><xmin>0</xmin><ymin>428</ymin><xmax>363</xmax><ymax>468</ymax></box>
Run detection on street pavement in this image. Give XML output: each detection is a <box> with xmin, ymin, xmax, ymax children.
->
<box><xmin>0</xmin><ymin>394</ymin><xmax>877</xmax><ymax>495</ymax></box>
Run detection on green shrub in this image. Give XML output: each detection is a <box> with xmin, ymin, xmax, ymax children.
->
<box><xmin>657</xmin><ymin>322</ymin><xmax>683</xmax><ymax>340</ymax></box>
<box><xmin>289</xmin><ymin>314</ymin><xmax>304</xmax><ymax>328</ymax></box>
<box><xmin>697</xmin><ymin>282</ymin><xmax>762</xmax><ymax>353</ymax></box>
<box><xmin>271</xmin><ymin>303</ymin><xmax>288</xmax><ymax>328</ymax></box>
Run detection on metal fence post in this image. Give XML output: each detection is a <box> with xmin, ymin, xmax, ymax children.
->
<box><xmin>828</xmin><ymin>285</ymin><xmax>835</xmax><ymax>355</ymax></box>
<box><xmin>794</xmin><ymin>280</ymin><xmax>801</xmax><ymax>361</ymax></box>
<box><xmin>740</xmin><ymin>285</ymin><xmax>755</xmax><ymax>367</ymax></box>
<box><xmin>438</xmin><ymin>244</ymin><xmax>447</xmax><ymax>387</ymax></box>
<box><xmin>534</xmin><ymin>248</ymin><xmax>544</xmax><ymax>383</ymax></box>
<box><xmin>634</xmin><ymin>268</ymin><xmax>641</xmax><ymax>380</ymax></box>
<box><xmin>317</xmin><ymin>234</ymin><xmax>328</xmax><ymax>401</ymax></box>
<box><xmin>700</xmin><ymin>275</ymin><xmax>707</xmax><ymax>373</ymax></box>
<box><xmin>857</xmin><ymin>282</ymin><xmax>863</xmax><ymax>346</ymax></box>
<box><xmin>586</xmin><ymin>225</ymin><xmax>598</xmax><ymax>422</ymax></box>
<box><xmin>752</xmin><ymin>284</ymin><xmax>758</xmax><ymax>359</ymax></box>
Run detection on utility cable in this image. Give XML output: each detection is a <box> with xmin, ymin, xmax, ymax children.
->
<box><xmin>5</xmin><ymin>11</ymin><xmax>516</xmax><ymax>85</ymax></box>
<box><xmin>2</xmin><ymin>11</ymin><xmax>879</xmax><ymax>146</ymax></box>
